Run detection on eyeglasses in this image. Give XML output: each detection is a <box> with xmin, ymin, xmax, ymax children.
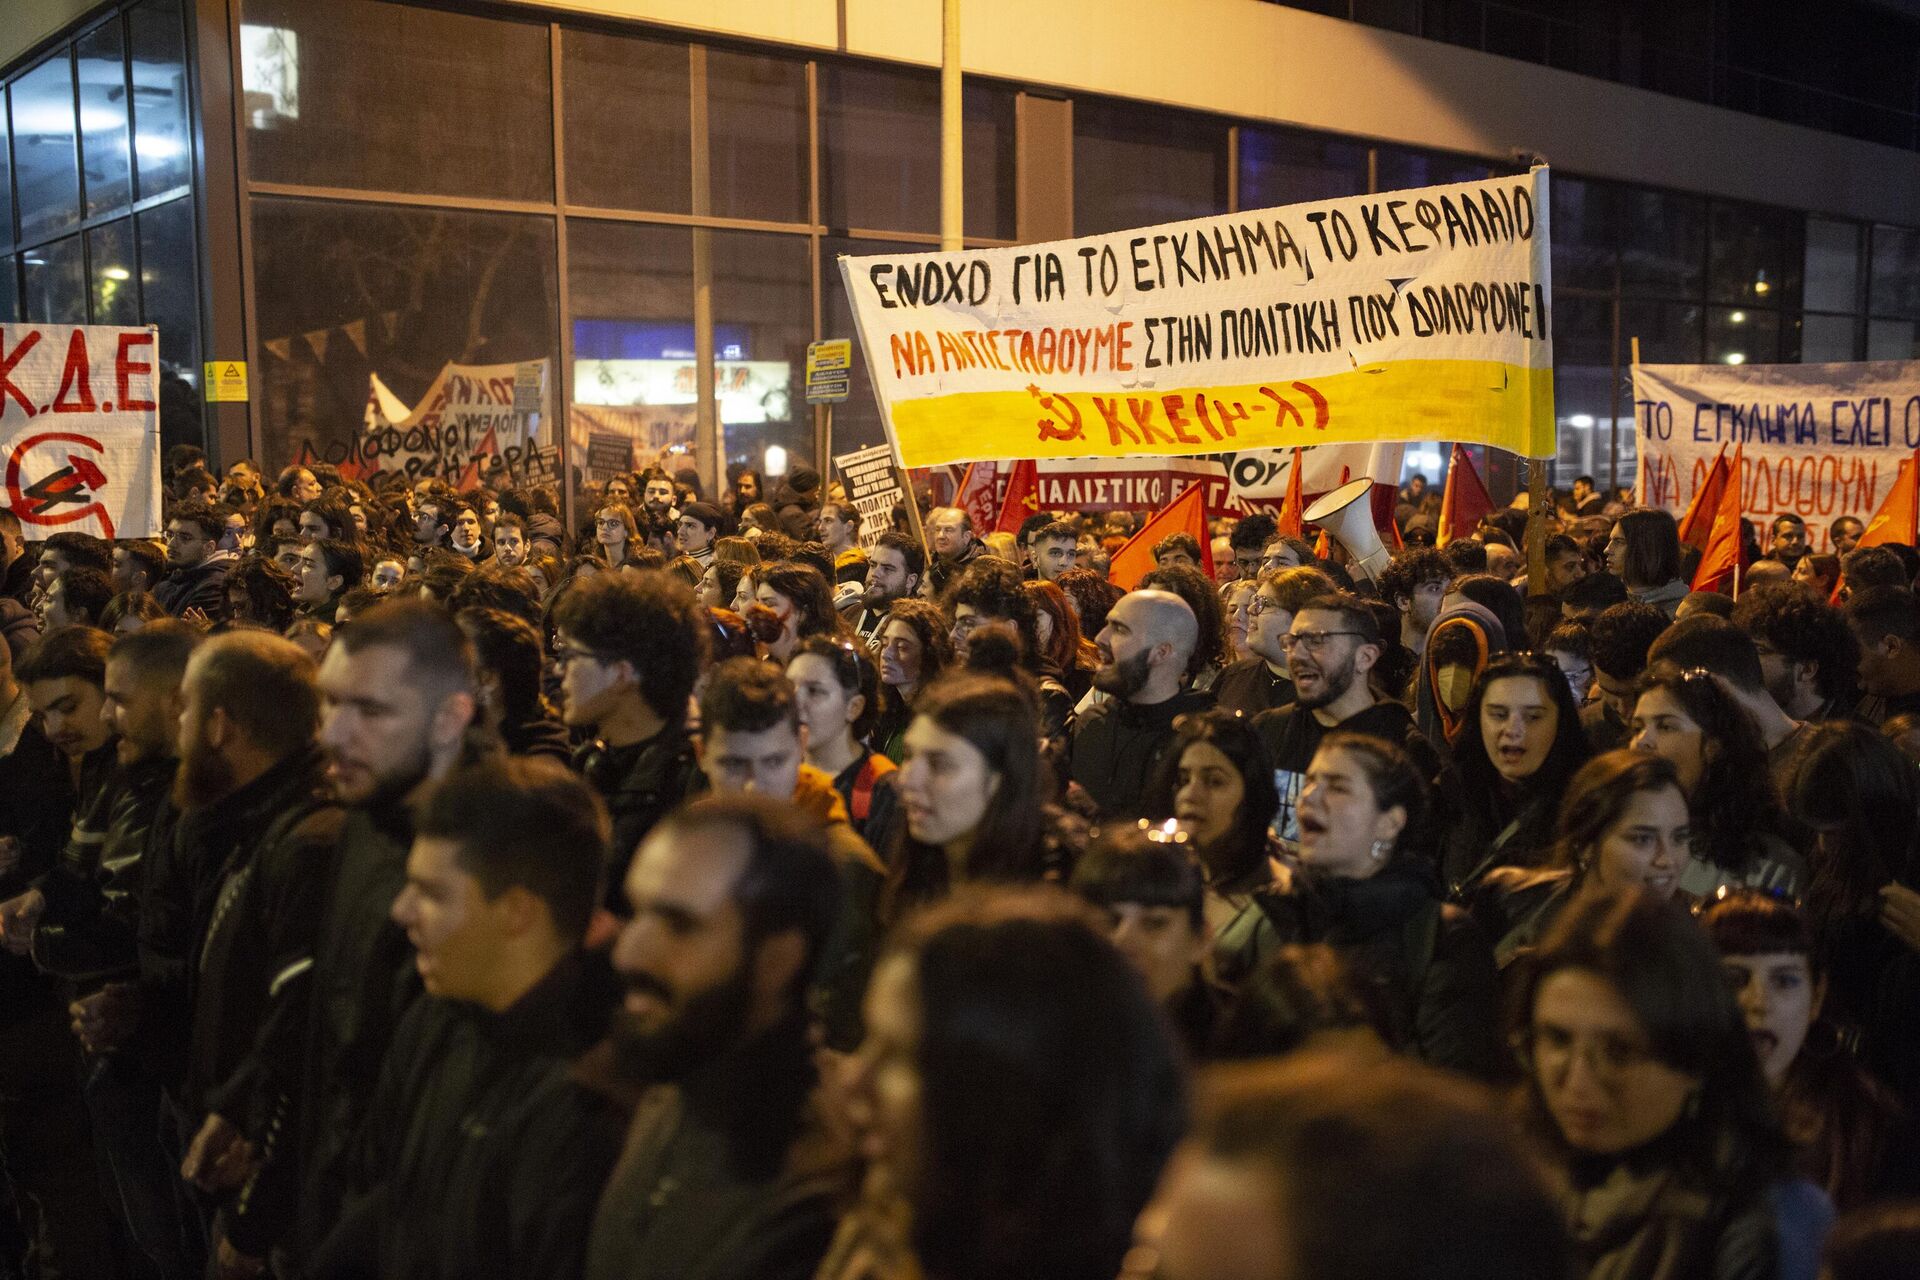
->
<box><xmin>1278</xmin><ymin>630</ymin><xmax>1366</xmax><ymax>654</ymax></box>
<box><xmin>1246</xmin><ymin>595</ymin><xmax>1283</xmax><ymax>616</ymax></box>
<box><xmin>1512</xmin><ymin>1026</ymin><xmax>1661</xmax><ymax>1080</ymax></box>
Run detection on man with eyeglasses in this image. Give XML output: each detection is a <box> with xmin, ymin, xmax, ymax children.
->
<box><xmin>1212</xmin><ymin>566</ymin><xmax>1335</xmax><ymax>717</ymax></box>
<box><xmin>552</xmin><ymin>573</ymin><xmax>704</xmax><ymax>906</ymax></box>
<box><xmin>153</xmin><ymin>500</ymin><xmax>236</xmax><ymax>623</ymax></box>
<box><xmin>1252</xmin><ymin>592</ymin><xmax>1439</xmax><ymax>846</ymax></box>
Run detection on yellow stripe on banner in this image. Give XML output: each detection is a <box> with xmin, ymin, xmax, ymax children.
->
<box><xmin>888</xmin><ymin>359</ymin><xmax>1556</xmax><ymax>467</ymax></box>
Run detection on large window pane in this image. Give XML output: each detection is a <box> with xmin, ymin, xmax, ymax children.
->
<box><xmin>1237</xmin><ymin>126</ymin><xmax>1366</xmax><ymax>211</ymax></box>
<box><xmin>137</xmin><ymin>195</ymin><xmax>200</xmax><ymax>386</ymax></box>
<box><xmin>1</xmin><ymin>106</ymin><xmax>13</xmax><ymax>248</ymax></box>
<box><xmin>1551</xmin><ymin>365</ymin><xmax>1628</xmax><ymax>491</ymax></box>
<box><xmin>1868</xmin><ymin>319</ymin><xmax>1917</xmax><ymax>360</ymax></box>
<box><xmin>1552</xmin><ymin>293</ymin><xmax>1614</xmax><ymax>366</ymax></box>
<box><xmin>251</xmin><ymin>198</ymin><xmax>558</xmax><ymax>471</ymax></box>
<box><xmin>1074</xmin><ymin>100</ymin><xmax>1228</xmax><ymax>236</ymax></box>
<box><xmin>1550</xmin><ymin>175</ymin><xmax>1620</xmax><ymax>292</ymax></box>
<box><xmin>568</xmin><ymin>219</ymin><xmax>694</xmax><ymax>489</ymax></box>
<box><xmin>12</xmin><ymin>54</ymin><xmax>82</xmax><ymax>244</ymax></box>
<box><xmin>560</xmin><ymin>30</ymin><xmax>690</xmax><ymax>214</ymax></box>
<box><xmin>1621</xmin><ymin>188</ymin><xmax>1705</xmax><ymax>299</ymax></box>
<box><xmin>1871</xmin><ymin>224</ymin><xmax>1920</xmax><ymax>319</ymax></box>
<box><xmin>1799</xmin><ymin>313</ymin><xmax>1859</xmax><ymax>363</ymax></box>
<box><xmin>1708</xmin><ymin>200</ymin><xmax>1802</xmax><ymax>308</ymax></box>
<box><xmin>88</xmin><ymin>217</ymin><xmax>138</xmax><ymax>325</ymax></box>
<box><xmin>130</xmin><ymin>0</ymin><xmax>193</xmax><ymax>198</ymax></box>
<box><xmin>712</xmin><ymin>231</ymin><xmax>813</xmax><ymax>477</ymax></box>
<box><xmin>1707</xmin><ymin>304</ymin><xmax>1779</xmax><ymax>366</ymax></box>
<box><xmin>1804</xmin><ymin>217</ymin><xmax>1861</xmax><ymax>313</ymax></box>
<box><xmin>77</xmin><ymin>18</ymin><xmax>133</xmax><ymax>220</ymax></box>
<box><xmin>1374</xmin><ymin>147</ymin><xmax>1491</xmax><ymax>192</ymax></box>
<box><xmin>707</xmin><ymin>49</ymin><xmax>807</xmax><ymax>224</ymax></box>
<box><xmin>818</xmin><ymin>64</ymin><xmax>1016</xmax><ymax>240</ymax></box>
<box><xmin>1621</xmin><ymin>299</ymin><xmax>1702</xmax><ymax>363</ymax></box>
<box><xmin>241</xmin><ymin>0</ymin><xmax>554</xmax><ymax>201</ymax></box>
<box><xmin>21</xmin><ymin>235</ymin><xmax>86</xmax><ymax>323</ymax></box>
<box><xmin>822</xmin><ymin>235</ymin><xmax>920</xmax><ymax>456</ymax></box>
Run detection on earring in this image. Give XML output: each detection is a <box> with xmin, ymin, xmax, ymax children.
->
<box><xmin>1370</xmin><ymin>839</ymin><xmax>1391</xmax><ymax>862</ymax></box>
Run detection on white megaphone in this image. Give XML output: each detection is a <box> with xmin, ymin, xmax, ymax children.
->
<box><xmin>1302</xmin><ymin>477</ymin><xmax>1391</xmax><ymax>585</ymax></box>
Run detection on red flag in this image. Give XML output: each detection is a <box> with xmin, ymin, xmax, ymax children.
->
<box><xmin>953</xmin><ymin>461</ymin><xmax>1000</xmax><ymax>534</ymax></box>
<box><xmin>1276</xmin><ymin>448</ymin><xmax>1305</xmax><ymax>538</ymax></box>
<box><xmin>1857</xmin><ymin>450</ymin><xmax>1920</xmax><ymax>550</ymax></box>
<box><xmin>1436</xmin><ymin>445</ymin><xmax>1494</xmax><ymax>548</ymax></box>
<box><xmin>1690</xmin><ymin>443</ymin><xmax>1746</xmax><ymax>593</ymax></box>
<box><xmin>1676</xmin><ymin>444</ymin><xmax>1730</xmax><ymax>553</ymax></box>
<box><xmin>992</xmin><ymin>459</ymin><xmax>1039</xmax><ymax>536</ymax></box>
<box><xmin>1109</xmin><ymin>483</ymin><xmax>1210</xmax><ymax>591</ymax></box>
<box><xmin>1312</xmin><ymin>528</ymin><xmax>1331</xmax><ymax>560</ymax></box>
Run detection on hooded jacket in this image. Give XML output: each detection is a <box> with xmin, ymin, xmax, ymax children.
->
<box><xmin>1413</xmin><ymin>599</ymin><xmax>1507</xmax><ymax>749</ymax></box>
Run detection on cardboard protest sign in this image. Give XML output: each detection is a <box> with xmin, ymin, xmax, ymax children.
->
<box><xmin>840</xmin><ymin>169</ymin><xmax>1554</xmax><ymax>468</ymax></box>
<box><xmin>835</xmin><ymin>444</ymin><xmax>906</xmax><ymax>548</ymax></box>
<box><xmin>1</xmin><ymin>324</ymin><xmax>162</xmax><ymax>539</ymax></box>
<box><xmin>1632</xmin><ymin>360</ymin><xmax>1920</xmax><ymax>553</ymax></box>
<box><xmin>355</xmin><ymin>359</ymin><xmax>552</xmax><ymax>486</ymax></box>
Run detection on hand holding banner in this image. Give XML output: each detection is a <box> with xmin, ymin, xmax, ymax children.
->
<box><xmin>839</xmin><ymin>169</ymin><xmax>1555</xmax><ymax>469</ymax></box>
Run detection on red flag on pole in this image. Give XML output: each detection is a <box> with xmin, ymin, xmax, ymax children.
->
<box><xmin>1276</xmin><ymin>448</ymin><xmax>1306</xmax><ymax>538</ymax></box>
<box><xmin>1436</xmin><ymin>445</ymin><xmax>1495</xmax><ymax>548</ymax></box>
<box><xmin>992</xmin><ymin>459</ymin><xmax>1039</xmax><ymax>536</ymax></box>
<box><xmin>1690</xmin><ymin>443</ymin><xmax>1746</xmax><ymax>593</ymax></box>
<box><xmin>1108</xmin><ymin>482</ymin><xmax>1210</xmax><ymax>591</ymax></box>
<box><xmin>1676</xmin><ymin>444</ymin><xmax>1730</xmax><ymax>553</ymax></box>
<box><xmin>1857</xmin><ymin>450</ymin><xmax>1920</xmax><ymax>550</ymax></box>
<box><xmin>952</xmin><ymin>461</ymin><xmax>1000</xmax><ymax>534</ymax></box>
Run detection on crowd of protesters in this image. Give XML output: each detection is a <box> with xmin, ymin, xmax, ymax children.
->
<box><xmin>0</xmin><ymin>444</ymin><xmax>1918</xmax><ymax>1280</ymax></box>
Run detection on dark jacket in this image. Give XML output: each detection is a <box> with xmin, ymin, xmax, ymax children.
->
<box><xmin>153</xmin><ymin>553</ymin><xmax>234</xmax><ymax>621</ymax></box>
<box><xmin>585</xmin><ymin>1014</ymin><xmax>854</xmax><ymax>1280</ymax></box>
<box><xmin>252</xmin><ymin>799</ymin><xmax>424</xmax><ymax>1259</ymax></box>
<box><xmin>524</xmin><ymin>511</ymin><xmax>567</xmax><ymax>559</ymax></box>
<box><xmin>309</xmin><ymin>954</ymin><xmax>625</xmax><ymax>1280</ymax></box>
<box><xmin>182</xmin><ymin>747</ymin><xmax>342</xmax><ymax>1120</ymax></box>
<box><xmin>1212</xmin><ymin>657</ymin><xmax>1293</xmax><ymax>718</ymax></box>
<box><xmin>31</xmin><ymin>754</ymin><xmax>177</xmax><ymax>982</ymax></box>
<box><xmin>0</xmin><ymin>695</ymin><xmax>76</xmax><ymax>1031</ymax></box>
<box><xmin>0</xmin><ymin>596</ymin><xmax>39</xmax><ymax>661</ymax></box>
<box><xmin>1251</xmin><ymin>862</ymin><xmax>1503</xmax><ymax>1078</ymax></box>
<box><xmin>502</xmin><ymin>712</ymin><xmax>573</xmax><ymax>761</ymax></box>
<box><xmin>577</xmin><ymin>725</ymin><xmax>700</xmax><ymax>908</ymax></box>
<box><xmin>1069</xmin><ymin>688</ymin><xmax>1215</xmax><ymax>818</ymax></box>
<box><xmin>1440</xmin><ymin>781</ymin><xmax>1563</xmax><ymax>899</ymax></box>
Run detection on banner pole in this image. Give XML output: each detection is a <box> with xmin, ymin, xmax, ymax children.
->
<box><xmin>941</xmin><ymin>0</ymin><xmax>963</xmax><ymax>252</ymax></box>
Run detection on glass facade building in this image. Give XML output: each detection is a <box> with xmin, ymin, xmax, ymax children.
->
<box><xmin>3</xmin><ymin>0</ymin><xmax>1918</xmax><ymax>497</ymax></box>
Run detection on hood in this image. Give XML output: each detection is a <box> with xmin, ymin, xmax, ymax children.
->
<box><xmin>1414</xmin><ymin>600</ymin><xmax>1506</xmax><ymax>747</ymax></box>
<box><xmin>791</xmin><ymin>763</ymin><xmax>852</xmax><ymax>827</ymax></box>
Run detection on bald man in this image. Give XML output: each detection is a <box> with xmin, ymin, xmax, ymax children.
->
<box><xmin>1069</xmin><ymin>589</ymin><xmax>1214</xmax><ymax>816</ymax></box>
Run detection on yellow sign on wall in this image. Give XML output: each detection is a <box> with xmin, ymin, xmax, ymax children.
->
<box><xmin>204</xmin><ymin>361</ymin><xmax>249</xmax><ymax>402</ymax></box>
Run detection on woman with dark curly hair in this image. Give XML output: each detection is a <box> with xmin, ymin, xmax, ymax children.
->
<box><xmin>872</xmin><ymin>598</ymin><xmax>952</xmax><ymax>763</ymax></box>
<box><xmin>1440</xmin><ymin>652</ymin><xmax>1594</xmax><ymax>896</ymax></box>
<box><xmin>221</xmin><ymin>554</ymin><xmax>300</xmax><ymax>632</ymax></box>
<box><xmin>1629</xmin><ymin>663</ymin><xmax>1806</xmax><ymax>898</ymax></box>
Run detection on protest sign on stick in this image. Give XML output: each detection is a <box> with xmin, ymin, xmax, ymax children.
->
<box><xmin>1</xmin><ymin>324</ymin><xmax>162</xmax><ymax>539</ymax></box>
<box><xmin>840</xmin><ymin>169</ymin><xmax>1555</xmax><ymax>469</ymax></box>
